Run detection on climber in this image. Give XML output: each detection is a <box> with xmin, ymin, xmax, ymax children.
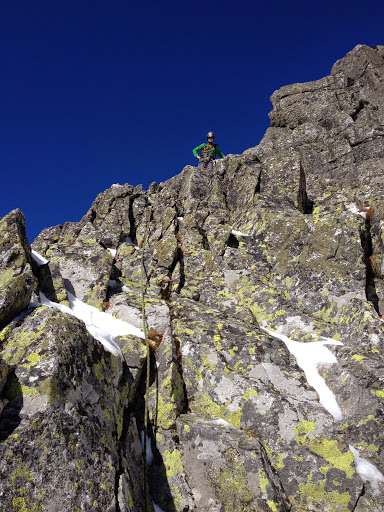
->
<box><xmin>193</xmin><ymin>132</ymin><xmax>225</xmax><ymax>170</ymax></box>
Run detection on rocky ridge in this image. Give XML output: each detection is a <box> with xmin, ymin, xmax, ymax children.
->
<box><xmin>1</xmin><ymin>44</ymin><xmax>384</xmax><ymax>511</ymax></box>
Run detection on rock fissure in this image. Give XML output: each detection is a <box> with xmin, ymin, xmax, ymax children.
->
<box><xmin>297</xmin><ymin>162</ymin><xmax>314</xmax><ymax>214</ymax></box>
<box><xmin>360</xmin><ymin>216</ymin><xmax>381</xmax><ymax>315</ymax></box>
<box><xmin>351</xmin><ymin>484</ymin><xmax>366</xmax><ymax>512</ymax></box>
<box><xmin>128</xmin><ymin>193</ymin><xmax>143</xmax><ymax>246</ymax></box>
<box><xmin>351</xmin><ymin>99</ymin><xmax>368</xmax><ymax>122</ymax></box>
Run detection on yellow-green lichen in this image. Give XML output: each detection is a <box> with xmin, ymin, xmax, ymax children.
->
<box><xmin>0</xmin><ymin>326</ymin><xmax>12</xmax><ymax>343</ymax></box>
<box><xmin>259</xmin><ymin>468</ymin><xmax>269</xmax><ymax>494</ymax></box>
<box><xmin>38</xmin><ymin>377</ymin><xmax>62</xmax><ymax>404</ymax></box>
<box><xmin>22</xmin><ymin>352</ymin><xmax>41</xmax><ymax>370</ymax></box>
<box><xmin>309</xmin><ymin>439</ymin><xmax>355</xmax><ymax>478</ymax></box>
<box><xmin>296</xmin><ymin>479</ymin><xmax>351</xmax><ymax>512</ymax></box>
<box><xmin>268</xmin><ymin>501</ymin><xmax>278</xmax><ymax>512</ymax></box>
<box><xmin>242</xmin><ymin>388</ymin><xmax>258</xmax><ymax>400</ymax></box>
<box><xmin>358</xmin><ymin>414</ymin><xmax>378</xmax><ymax>425</ymax></box>
<box><xmin>216</xmin><ymin>450</ymin><xmax>252</xmax><ymax>512</ymax></box>
<box><xmin>294</xmin><ymin>420</ymin><xmax>316</xmax><ymax>445</ymax></box>
<box><xmin>12</xmin><ymin>497</ymin><xmax>43</xmax><ymax>512</ymax></box>
<box><xmin>351</xmin><ymin>354</ymin><xmax>365</xmax><ymax>362</ymax></box>
<box><xmin>163</xmin><ymin>449</ymin><xmax>183</xmax><ymax>478</ymax></box>
<box><xmin>357</xmin><ymin>441</ymin><xmax>379</xmax><ymax>453</ymax></box>
<box><xmin>192</xmin><ymin>392</ymin><xmax>241</xmax><ymax>428</ymax></box>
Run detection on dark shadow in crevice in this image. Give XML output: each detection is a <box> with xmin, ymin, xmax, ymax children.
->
<box><xmin>106</xmin><ymin>266</ymin><xmax>124</xmax><ymax>301</ymax></box>
<box><xmin>260</xmin><ymin>442</ymin><xmax>291</xmax><ymax>512</ymax></box>
<box><xmin>297</xmin><ymin>162</ymin><xmax>314</xmax><ymax>214</ymax></box>
<box><xmin>254</xmin><ymin>168</ymin><xmax>262</xmax><ymax>194</ymax></box>
<box><xmin>360</xmin><ymin>220</ymin><xmax>380</xmax><ymax>315</ymax></box>
<box><xmin>133</xmin><ymin>354</ymin><xmax>178</xmax><ymax>512</ymax></box>
<box><xmin>197</xmin><ymin>226</ymin><xmax>210</xmax><ymax>250</ymax></box>
<box><xmin>128</xmin><ymin>194</ymin><xmax>143</xmax><ymax>246</ymax></box>
<box><xmin>351</xmin><ymin>99</ymin><xmax>369</xmax><ymax>122</ymax></box>
<box><xmin>33</xmin><ymin>259</ymin><xmax>69</xmax><ymax>303</ymax></box>
<box><xmin>115</xmin><ymin>359</ymin><xmax>159</xmax><ymax>512</ymax></box>
<box><xmin>63</xmin><ymin>278</ymin><xmax>76</xmax><ymax>298</ymax></box>
<box><xmin>351</xmin><ymin>484</ymin><xmax>366</xmax><ymax>512</ymax></box>
<box><xmin>174</xmin><ymin>248</ymin><xmax>185</xmax><ymax>294</ymax></box>
<box><xmin>0</xmin><ymin>370</ymin><xmax>23</xmax><ymax>441</ymax></box>
<box><xmin>227</xmin><ymin>234</ymin><xmax>240</xmax><ymax>248</ymax></box>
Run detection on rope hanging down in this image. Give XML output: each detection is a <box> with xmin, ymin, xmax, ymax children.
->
<box><xmin>140</xmin><ymin>205</ymin><xmax>152</xmax><ymax>511</ymax></box>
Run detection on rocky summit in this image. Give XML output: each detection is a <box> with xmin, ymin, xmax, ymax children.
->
<box><xmin>1</xmin><ymin>44</ymin><xmax>384</xmax><ymax>512</ymax></box>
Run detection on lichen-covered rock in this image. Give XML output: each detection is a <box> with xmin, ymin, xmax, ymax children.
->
<box><xmin>0</xmin><ymin>306</ymin><xmax>151</xmax><ymax>511</ymax></box>
<box><xmin>0</xmin><ymin>209</ymin><xmax>36</xmax><ymax>329</ymax></box>
<box><xmin>1</xmin><ymin>44</ymin><xmax>384</xmax><ymax>511</ymax></box>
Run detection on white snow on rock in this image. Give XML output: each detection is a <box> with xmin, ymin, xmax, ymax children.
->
<box><xmin>120</xmin><ymin>236</ymin><xmax>140</xmax><ymax>250</ymax></box>
<box><xmin>40</xmin><ymin>291</ymin><xmax>144</xmax><ymax>357</ymax></box>
<box><xmin>31</xmin><ymin>250</ymin><xmax>49</xmax><ymax>266</ymax></box>
<box><xmin>231</xmin><ymin>229</ymin><xmax>250</xmax><ymax>237</ymax></box>
<box><xmin>349</xmin><ymin>445</ymin><xmax>384</xmax><ymax>496</ymax></box>
<box><xmin>107</xmin><ymin>248</ymin><xmax>117</xmax><ymax>257</ymax></box>
<box><xmin>262</xmin><ymin>327</ymin><xmax>343</xmax><ymax>420</ymax></box>
<box><xmin>12</xmin><ymin>302</ymin><xmax>40</xmax><ymax>321</ymax></box>
<box><xmin>140</xmin><ymin>431</ymin><xmax>154</xmax><ymax>466</ymax></box>
<box><xmin>346</xmin><ymin>203</ymin><xmax>370</xmax><ymax>219</ymax></box>
<box><xmin>213</xmin><ymin>418</ymin><xmax>232</xmax><ymax>427</ymax></box>
<box><xmin>152</xmin><ymin>502</ymin><xmax>164</xmax><ymax>512</ymax></box>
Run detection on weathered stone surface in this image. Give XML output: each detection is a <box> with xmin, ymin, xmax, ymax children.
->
<box><xmin>0</xmin><ymin>209</ymin><xmax>36</xmax><ymax>329</ymax></box>
<box><xmin>1</xmin><ymin>44</ymin><xmax>384</xmax><ymax>511</ymax></box>
<box><xmin>0</xmin><ymin>306</ymin><xmax>151</xmax><ymax>511</ymax></box>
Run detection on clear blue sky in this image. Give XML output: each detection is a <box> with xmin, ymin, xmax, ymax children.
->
<box><xmin>1</xmin><ymin>0</ymin><xmax>383</xmax><ymax>242</ymax></box>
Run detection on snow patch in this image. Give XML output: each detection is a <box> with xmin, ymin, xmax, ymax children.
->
<box><xmin>12</xmin><ymin>302</ymin><xmax>40</xmax><ymax>321</ymax></box>
<box><xmin>349</xmin><ymin>445</ymin><xmax>384</xmax><ymax>496</ymax></box>
<box><xmin>40</xmin><ymin>291</ymin><xmax>144</xmax><ymax>357</ymax></box>
<box><xmin>107</xmin><ymin>248</ymin><xmax>116</xmax><ymax>257</ymax></box>
<box><xmin>346</xmin><ymin>203</ymin><xmax>370</xmax><ymax>219</ymax></box>
<box><xmin>31</xmin><ymin>250</ymin><xmax>49</xmax><ymax>266</ymax></box>
<box><xmin>120</xmin><ymin>236</ymin><xmax>140</xmax><ymax>250</ymax></box>
<box><xmin>140</xmin><ymin>431</ymin><xmax>154</xmax><ymax>465</ymax></box>
<box><xmin>213</xmin><ymin>418</ymin><xmax>232</xmax><ymax>427</ymax></box>
<box><xmin>152</xmin><ymin>502</ymin><xmax>164</xmax><ymax>512</ymax></box>
<box><xmin>262</xmin><ymin>327</ymin><xmax>343</xmax><ymax>420</ymax></box>
<box><xmin>231</xmin><ymin>229</ymin><xmax>250</xmax><ymax>237</ymax></box>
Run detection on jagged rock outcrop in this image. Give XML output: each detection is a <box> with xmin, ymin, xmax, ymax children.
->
<box><xmin>0</xmin><ymin>209</ymin><xmax>36</xmax><ymax>330</ymax></box>
<box><xmin>1</xmin><ymin>44</ymin><xmax>384</xmax><ymax>511</ymax></box>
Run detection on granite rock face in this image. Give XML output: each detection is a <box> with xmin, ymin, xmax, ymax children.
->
<box><xmin>1</xmin><ymin>45</ymin><xmax>384</xmax><ymax>511</ymax></box>
<box><xmin>0</xmin><ymin>209</ymin><xmax>36</xmax><ymax>330</ymax></box>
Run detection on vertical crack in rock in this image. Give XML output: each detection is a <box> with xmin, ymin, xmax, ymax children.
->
<box><xmin>254</xmin><ymin>167</ymin><xmax>262</xmax><ymax>195</ymax></box>
<box><xmin>351</xmin><ymin>484</ymin><xmax>366</xmax><ymax>511</ymax></box>
<box><xmin>259</xmin><ymin>442</ymin><xmax>291</xmax><ymax>512</ymax></box>
<box><xmin>197</xmin><ymin>225</ymin><xmax>210</xmax><ymax>250</ymax></box>
<box><xmin>128</xmin><ymin>194</ymin><xmax>141</xmax><ymax>245</ymax></box>
<box><xmin>351</xmin><ymin>99</ymin><xmax>368</xmax><ymax>122</ymax></box>
<box><xmin>297</xmin><ymin>162</ymin><xmax>314</xmax><ymax>214</ymax></box>
<box><xmin>360</xmin><ymin>212</ymin><xmax>380</xmax><ymax>314</ymax></box>
<box><xmin>157</xmin><ymin>213</ymin><xmax>189</xmax><ymax>414</ymax></box>
<box><xmin>114</xmin><ymin>465</ymin><xmax>122</xmax><ymax>512</ymax></box>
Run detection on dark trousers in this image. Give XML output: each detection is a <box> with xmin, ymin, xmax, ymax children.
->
<box><xmin>198</xmin><ymin>156</ymin><xmax>214</xmax><ymax>170</ymax></box>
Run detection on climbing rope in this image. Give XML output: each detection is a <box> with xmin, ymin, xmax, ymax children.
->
<box><xmin>140</xmin><ymin>205</ymin><xmax>152</xmax><ymax>511</ymax></box>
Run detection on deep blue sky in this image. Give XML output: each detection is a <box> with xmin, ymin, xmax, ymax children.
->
<box><xmin>1</xmin><ymin>0</ymin><xmax>383</xmax><ymax>242</ymax></box>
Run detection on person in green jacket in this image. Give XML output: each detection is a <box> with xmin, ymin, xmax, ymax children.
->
<box><xmin>193</xmin><ymin>131</ymin><xmax>225</xmax><ymax>170</ymax></box>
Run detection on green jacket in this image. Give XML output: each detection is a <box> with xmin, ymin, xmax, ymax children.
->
<box><xmin>193</xmin><ymin>142</ymin><xmax>225</xmax><ymax>159</ymax></box>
